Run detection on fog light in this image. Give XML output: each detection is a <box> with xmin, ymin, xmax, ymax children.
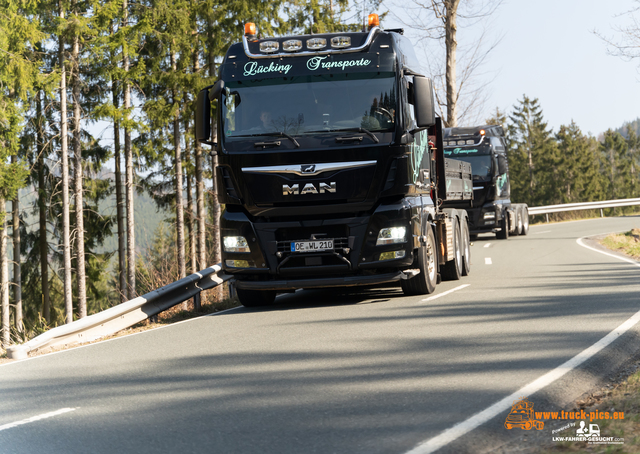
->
<box><xmin>331</xmin><ymin>36</ymin><xmax>351</xmax><ymax>48</ymax></box>
<box><xmin>259</xmin><ymin>41</ymin><xmax>279</xmax><ymax>53</ymax></box>
<box><xmin>283</xmin><ymin>39</ymin><xmax>302</xmax><ymax>51</ymax></box>
<box><xmin>376</xmin><ymin>227</ymin><xmax>406</xmax><ymax>245</ymax></box>
<box><xmin>307</xmin><ymin>38</ymin><xmax>326</xmax><ymax>49</ymax></box>
<box><xmin>379</xmin><ymin>250</ymin><xmax>406</xmax><ymax>261</ymax></box>
<box><xmin>225</xmin><ymin>260</ymin><xmax>252</xmax><ymax>268</ymax></box>
<box><xmin>223</xmin><ymin>236</ymin><xmax>250</xmax><ymax>253</ymax></box>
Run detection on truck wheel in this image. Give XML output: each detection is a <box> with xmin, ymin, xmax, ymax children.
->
<box><xmin>521</xmin><ymin>207</ymin><xmax>529</xmax><ymax>235</ymax></box>
<box><xmin>401</xmin><ymin>226</ymin><xmax>437</xmax><ymax>295</ymax></box>
<box><xmin>461</xmin><ymin>219</ymin><xmax>471</xmax><ymax>276</ymax></box>
<box><xmin>497</xmin><ymin>214</ymin><xmax>509</xmax><ymax>240</ymax></box>
<box><xmin>441</xmin><ymin>217</ymin><xmax>462</xmax><ymax>281</ymax></box>
<box><xmin>237</xmin><ymin>289</ymin><xmax>277</xmax><ymax>307</ymax></box>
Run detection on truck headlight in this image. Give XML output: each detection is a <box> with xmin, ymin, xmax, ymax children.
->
<box><xmin>376</xmin><ymin>227</ymin><xmax>406</xmax><ymax>245</ymax></box>
<box><xmin>223</xmin><ymin>236</ymin><xmax>250</xmax><ymax>253</ymax></box>
<box><xmin>483</xmin><ymin>212</ymin><xmax>496</xmax><ymax>220</ymax></box>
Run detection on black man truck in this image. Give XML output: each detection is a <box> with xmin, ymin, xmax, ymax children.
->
<box><xmin>443</xmin><ymin>125</ymin><xmax>529</xmax><ymax>239</ymax></box>
<box><xmin>195</xmin><ymin>15</ymin><xmax>473</xmax><ymax>307</ymax></box>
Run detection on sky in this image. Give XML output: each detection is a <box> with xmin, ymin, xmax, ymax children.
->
<box><xmin>383</xmin><ymin>0</ymin><xmax>640</xmax><ymax>137</ymax></box>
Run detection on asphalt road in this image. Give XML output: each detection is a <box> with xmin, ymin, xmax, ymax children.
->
<box><xmin>1</xmin><ymin>216</ymin><xmax>640</xmax><ymax>454</ymax></box>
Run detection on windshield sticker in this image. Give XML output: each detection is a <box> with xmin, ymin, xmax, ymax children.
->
<box><xmin>243</xmin><ymin>61</ymin><xmax>293</xmax><ymax>77</ymax></box>
<box><xmin>306</xmin><ymin>56</ymin><xmax>372</xmax><ymax>71</ymax></box>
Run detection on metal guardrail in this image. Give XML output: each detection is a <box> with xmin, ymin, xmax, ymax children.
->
<box><xmin>6</xmin><ymin>264</ymin><xmax>231</xmax><ymax>360</ymax></box>
<box><xmin>528</xmin><ymin>197</ymin><xmax>640</xmax><ymax>216</ymax></box>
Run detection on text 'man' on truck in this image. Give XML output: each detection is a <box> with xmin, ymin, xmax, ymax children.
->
<box><xmin>195</xmin><ymin>15</ymin><xmax>473</xmax><ymax>307</ymax></box>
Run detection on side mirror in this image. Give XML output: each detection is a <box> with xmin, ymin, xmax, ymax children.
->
<box><xmin>497</xmin><ymin>154</ymin><xmax>508</xmax><ymax>175</ymax></box>
<box><xmin>209</xmin><ymin>80</ymin><xmax>225</xmax><ymax>102</ymax></box>
<box><xmin>196</xmin><ymin>80</ymin><xmax>226</xmax><ymax>144</ymax></box>
<box><xmin>195</xmin><ymin>88</ymin><xmax>211</xmax><ymax>143</ymax></box>
<box><xmin>413</xmin><ymin>76</ymin><xmax>436</xmax><ymax>129</ymax></box>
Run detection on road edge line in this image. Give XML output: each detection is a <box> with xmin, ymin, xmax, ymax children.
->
<box><xmin>404</xmin><ymin>233</ymin><xmax>640</xmax><ymax>454</ymax></box>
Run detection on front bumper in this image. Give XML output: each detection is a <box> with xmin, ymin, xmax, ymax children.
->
<box><xmin>221</xmin><ymin>199</ymin><xmax>425</xmax><ymax>290</ymax></box>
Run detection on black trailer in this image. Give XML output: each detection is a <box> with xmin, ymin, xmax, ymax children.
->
<box><xmin>195</xmin><ymin>16</ymin><xmax>473</xmax><ymax>307</ymax></box>
<box><xmin>443</xmin><ymin>125</ymin><xmax>529</xmax><ymax>239</ymax></box>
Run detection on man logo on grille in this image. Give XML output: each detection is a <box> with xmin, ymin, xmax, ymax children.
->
<box><xmin>301</xmin><ymin>164</ymin><xmax>316</xmax><ymax>173</ymax></box>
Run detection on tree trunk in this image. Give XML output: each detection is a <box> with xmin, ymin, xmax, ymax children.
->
<box><xmin>72</xmin><ymin>27</ymin><xmax>86</xmax><ymax>318</ymax></box>
<box><xmin>193</xmin><ymin>47</ymin><xmax>206</xmax><ymax>274</ymax></box>
<box><xmin>59</xmin><ymin>0</ymin><xmax>73</xmax><ymax>323</ymax></box>
<box><xmin>113</xmin><ymin>80</ymin><xmax>126</xmax><ymax>302</ymax></box>
<box><xmin>11</xmin><ymin>158</ymin><xmax>21</xmax><ymax>332</ymax></box>
<box><xmin>187</xmin><ymin>171</ymin><xmax>196</xmax><ymax>273</ymax></box>
<box><xmin>1</xmin><ymin>199</ymin><xmax>9</xmax><ymax>348</ymax></box>
<box><xmin>172</xmin><ymin>48</ymin><xmax>186</xmax><ymax>282</ymax></box>
<box><xmin>37</xmin><ymin>91</ymin><xmax>50</xmax><ymax>323</ymax></box>
<box><xmin>208</xmin><ymin>45</ymin><xmax>222</xmax><ymax>303</ymax></box>
<box><xmin>123</xmin><ymin>0</ymin><xmax>135</xmax><ymax>299</ymax></box>
<box><xmin>444</xmin><ymin>0</ymin><xmax>461</xmax><ymax>128</ymax></box>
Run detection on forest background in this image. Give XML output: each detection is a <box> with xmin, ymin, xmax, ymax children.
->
<box><xmin>0</xmin><ymin>0</ymin><xmax>639</xmax><ymax>351</ymax></box>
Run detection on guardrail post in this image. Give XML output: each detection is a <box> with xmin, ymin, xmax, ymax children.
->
<box><xmin>600</xmin><ymin>208</ymin><xmax>604</xmax><ymax>218</ymax></box>
<box><xmin>193</xmin><ymin>292</ymin><xmax>201</xmax><ymax>311</ymax></box>
<box><xmin>545</xmin><ymin>213</ymin><xmax>549</xmax><ymax>223</ymax></box>
<box><xmin>228</xmin><ymin>282</ymin><xmax>236</xmax><ymax>299</ymax></box>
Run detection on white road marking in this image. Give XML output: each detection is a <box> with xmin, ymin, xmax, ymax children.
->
<box><xmin>483</xmin><ymin>243</ymin><xmax>491</xmax><ymax>248</ymax></box>
<box><xmin>404</xmin><ymin>234</ymin><xmax>640</xmax><ymax>454</ymax></box>
<box><xmin>420</xmin><ymin>284</ymin><xmax>469</xmax><ymax>302</ymax></box>
<box><xmin>485</xmin><ymin>257</ymin><xmax>492</xmax><ymax>265</ymax></box>
<box><xmin>0</xmin><ymin>408</ymin><xmax>76</xmax><ymax>432</ymax></box>
<box><xmin>533</xmin><ymin>230</ymin><xmax>552</xmax><ymax>234</ymax></box>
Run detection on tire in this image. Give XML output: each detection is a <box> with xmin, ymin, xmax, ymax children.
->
<box><xmin>461</xmin><ymin>218</ymin><xmax>471</xmax><ymax>276</ymax></box>
<box><xmin>237</xmin><ymin>288</ymin><xmax>277</xmax><ymax>307</ymax></box>
<box><xmin>521</xmin><ymin>207</ymin><xmax>529</xmax><ymax>235</ymax></box>
<box><xmin>515</xmin><ymin>207</ymin><xmax>524</xmax><ymax>236</ymax></box>
<box><xmin>497</xmin><ymin>212</ymin><xmax>509</xmax><ymax>240</ymax></box>
<box><xmin>441</xmin><ymin>217</ymin><xmax>462</xmax><ymax>281</ymax></box>
<box><xmin>401</xmin><ymin>226</ymin><xmax>437</xmax><ymax>295</ymax></box>
<box><xmin>524</xmin><ymin>421</ymin><xmax>532</xmax><ymax>430</ymax></box>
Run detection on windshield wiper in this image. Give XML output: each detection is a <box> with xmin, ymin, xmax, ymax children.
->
<box><xmin>333</xmin><ymin>128</ymin><xmax>379</xmax><ymax>144</ymax></box>
<box><xmin>240</xmin><ymin>132</ymin><xmax>300</xmax><ymax>148</ymax></box>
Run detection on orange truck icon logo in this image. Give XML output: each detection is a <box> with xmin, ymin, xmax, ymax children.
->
<box><xmin>504</xmin><ymin>397</ymin><xmax>544</xmax><ymax>430</ymax></box>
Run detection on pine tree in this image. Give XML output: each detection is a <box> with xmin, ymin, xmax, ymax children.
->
<box><xmin>507</xmin><ymin>95</ymin><xmax>554</xmax><ymax>206</ymax></box>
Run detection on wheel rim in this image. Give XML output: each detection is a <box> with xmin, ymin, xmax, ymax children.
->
<box><xmin>464</xmin><ymin>230</ymin><xmax>470</xmax><ymax>267</ymax></box>
<box><xmin>455</xmin><ymin>227</ymin><xmax>462</xmax><ymax>267</ymax></box>
<box><xmin>426</xmin><ymin>235</ymin><xmax>436</xmax><ymax>282</ymax></box>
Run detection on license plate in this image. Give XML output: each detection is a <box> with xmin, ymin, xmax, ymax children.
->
<box><xmin>290</xmin><ymin>239</ymin><xmax>334</xmax><ymax>252</ymax></box>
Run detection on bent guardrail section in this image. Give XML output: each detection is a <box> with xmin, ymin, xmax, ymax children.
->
<box><xmin>528</xmin><ymin>197</ymin><xmax>640</xmax><ymax>216</ymax></box>
<box><xmin>6</xmin><ymin>264</ymin><xmax>231</xmax><ymax>360</ymax></box>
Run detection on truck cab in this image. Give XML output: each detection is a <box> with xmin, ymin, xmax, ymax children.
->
<box><xmin>196</xmin><ymin>17</ymin><xmax>472</xmax><ymax>307</ymax></box>
<box><xmin>443</xmin><ymin>125</ymin><xmax>529</xmax><ymax>239</ymax></box>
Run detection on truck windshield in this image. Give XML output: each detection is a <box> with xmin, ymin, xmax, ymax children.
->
<box><xmin>444</xmin><ymin>145</ymin><xmax>493</xmax><ymax>180</ymax></box>
<box><xmin>221</xmin><ymin>72</ymin><xmax>396</xmax><ymax>139</ymax></box>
